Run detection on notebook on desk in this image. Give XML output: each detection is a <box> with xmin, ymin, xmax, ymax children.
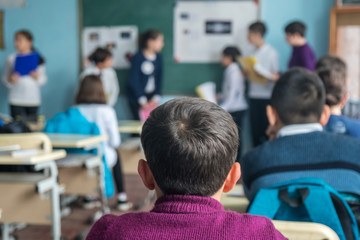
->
<box><xmin>14</xmin><ymin>52</ymin><xmax>40</xmax><ymax>76</ymax></box>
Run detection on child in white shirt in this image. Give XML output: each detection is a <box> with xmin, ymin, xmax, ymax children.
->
<box><xmin>81</xmin><ymin>48</ymin><xmax>119</xmax><ymax>107</ymax></box>
<box><xmin>75</xmin><ymin>75</ymin><xmax>131</xmax><ymax>211</ymax></box>
<box><xmin>219</xmin><ymin>46</ymin><xmax>248</xmax><ymax>160</ymax></box>
<box><xmin>2</xmin><ymin>30</ymin><xmax>47</xmax><ymax>121</ymax></box>
<box><xmin>247</xmin><ymin>21</ymin><xmax>280</xmax><ymax>147</ymax></box>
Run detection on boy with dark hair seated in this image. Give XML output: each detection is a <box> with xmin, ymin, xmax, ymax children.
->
<box><xmin>87</xmin><ymin>97</ymin><xmax>285</xmax><ymax>240</ymax></box>
<box><xmin>316</xmin><ymin>55</ymin><xmax>360</xmax><ymax>139</ymax></box>
<box><xmin>241</xmin><ymin>68</ymin><xmax>360</xmax><ymax>202</ymax></box>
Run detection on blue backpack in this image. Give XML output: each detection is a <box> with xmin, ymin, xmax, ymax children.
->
<box><xmin>248</xmin><ymin>178</ymin><xmax>359</xmax><ymax>240</ymax></box>
<box><xmin>44</xmin><ymin>108</ymin><xmax>115</xmax><ymax>198</ymax></box>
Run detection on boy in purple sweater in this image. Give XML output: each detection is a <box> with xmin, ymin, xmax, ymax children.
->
<box><xmin>87</xmin><ymin>97</ymin><xmax>286</xmax><ymax>240</ymax></box>
<box><xmin>285</xmin><ymin>21</ymin><xmax>316</xmax><ymax>71</ymax></box>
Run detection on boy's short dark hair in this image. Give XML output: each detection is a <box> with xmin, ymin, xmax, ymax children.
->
<box><xmin>223</xmin><ymin>46</ymin><xmax>242</xmax><ymax>62</ymax></box>
<box><xmin>249</xmin><ymin>21</ymin><xmax>267</xmax><ymax>37</ymax></box>
<box><xmin>316</xmin><ymin>55</ymin><xmax>347</xmax><ymax>106</ymax></box>
<box><xmin>271</xmin><ymin>68</ymin><xmax>325</xmax><ymax>125</ymax></box>
<box><xmin>285</xmin><ymin>21</ymin><xmax>306</xmax><ymax>37</ymax></box>
<box><xmin>141</xmin><ymin>97</ymin><xmax>238</xmax><ymax>197</ymax></box>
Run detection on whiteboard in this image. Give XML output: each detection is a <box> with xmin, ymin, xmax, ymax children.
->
<box><xmin>82</xmin><ymin>26</ymin><xmax>138</xmax><ymax>69</ymax></box>
<box><xmin>174</xmin><ymin>1</ymin><xmax>259</xmax><ymax>63</ymax></box>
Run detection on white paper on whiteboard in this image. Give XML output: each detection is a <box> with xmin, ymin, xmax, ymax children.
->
<box><xmin>82</xmin><ymin>26</ymin><xmax>138</xmax><ymax>69</ymax></box>
<box><xmin>174</xmin><ymin>1</ymin><xmax>258</xmax><ymax>63</ymax></box>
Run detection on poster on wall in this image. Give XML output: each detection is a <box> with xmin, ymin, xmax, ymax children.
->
<box><xmin>82</xmin><ymin>26</ymin><xmax>138</xmax><ymax>69</ymax></box>
<box><xmin>174</xmin><ymin>1</ymin><xmax>259</xmax><ymax>63</ymax></box>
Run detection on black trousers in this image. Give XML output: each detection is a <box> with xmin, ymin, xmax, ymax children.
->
<box><xmin>249</xmin><ymin>99</ymin><xmax>270</xmax><ymax>147</ymax></box>
<box><xmin>112</xmin><ymin>152</ymin><xmax>125</xmax><ymax>194</ymax></box>
<box><xmin>10</xmin><ymin>105</ymin><xmax>38</xmax><ymax>122</ymax></box>
<box><xmin>230</xmin><ymin>110</ymin><xmax>246</xmax><ymax>162</ymax></box>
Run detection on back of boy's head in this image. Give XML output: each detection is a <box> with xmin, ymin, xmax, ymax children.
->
<box><xmin>316</xmin><ymin>55</ymin><xmax>347</xmax><ymax>107</ymax></box>
<box><xmin>285</xmin><ymin>21</ymin><xmax>306</xmax><ymax>37</ymax></box>
<box><xmin>223</xmin><ymin>46</ymin><xmax>242</xmax><ymax>62</ymax></box>
<box><xmin>141</xmin><ymin>97</ymin><xmax>238</xmax><ymax>197</ymax></box>
<box><xmin>271</xmin><ymin>68</ymin><xmax>325</xmax><ymax>125</ymax></box>
<box><xmin>139</xmin><ymin>29</ymin><xmax>162</xmax><ymax>50</ymax></box>
<box><xmin>89</xmin><ymin>47</ymin><xmax>112</xmax><ymax>64</ymax></box>
<box><xmin>248</xmin><ymin>21</ymin><xmax>267</xmax><ymax>37</ymax></box>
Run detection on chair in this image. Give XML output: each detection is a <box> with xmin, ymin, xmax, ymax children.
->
<box><xmin>0</xmin><ymin>132</ymin><xmax>52</xmax><ymax>152</ymax></box>
<box><xmin>0</xmin><ymin>133</ymin><xmax>62</xmax><ymax>240</ymax></box>
<box><xmin>273</xmin><ymin>220</ymin><xmax>340</xmax><ymax>240</ymax></box>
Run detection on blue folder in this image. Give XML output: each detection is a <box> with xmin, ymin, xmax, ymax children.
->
<box><xmin>14</xmin><ymin>52</ymin><xmax>40</xmax><ymax>76</ymax></box>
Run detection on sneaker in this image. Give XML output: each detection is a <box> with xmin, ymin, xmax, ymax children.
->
<box><xmin>82</xmin><ymin>196</ymin><xmax>101</xmax><ymax>209</ymax></box>
<box><xmin>117</xmin><ymin>200</ymin><xmax>133</xmax><ymax>211</ymax></box>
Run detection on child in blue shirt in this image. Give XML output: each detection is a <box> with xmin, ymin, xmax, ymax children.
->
<box><xmin>316</xmin><ymin>55</ymin><xmax>360</xmax><ymax>139</ymax></box>
<box><xmin>127</xmin><ymin>30</ymin><xmax>164</xmax><ymax>120</ymax></box>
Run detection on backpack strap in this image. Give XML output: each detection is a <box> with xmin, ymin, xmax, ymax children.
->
<box><xmin>301</xmin><ymin>187</ymin><xmax>346</xmax><ymax>240</ymax></box>
<box><xmin>248</xmin><ymin>188</ymin><xmax>282</xmax><ymax>219</ymax></box>
<box><xmin>330</xmin><ymin>193</ymin><xmax>357</xmax><ymax>240</ymax></box>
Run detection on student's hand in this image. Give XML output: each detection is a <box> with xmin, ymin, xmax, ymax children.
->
<box><xmin>148</xmin><ymin>99</ymin><xmax>158</xmax><ymax>108</ymax></box>
<box><xmin>266</xmin><ymin>125</ymin><xmax>279</xmax><ymax>141</ymax></box>
<box><xmin>30</xmin><ymin>71</ymin><xmax>39</xmax><ymax>79</ymax></box>
<box><xmin>271</xmin><ymin>73</ymin><xmax>280</xmax><ymax>81</ymax></box>
<box><xmin>141</xmin><ymin>103</ymin><xmax>151</xmax><ymax>110</ymax></box>
<box><xmin>10</xmin><ymin>73</ymin><xmax>20</xmax><ymax>84</ymax></box>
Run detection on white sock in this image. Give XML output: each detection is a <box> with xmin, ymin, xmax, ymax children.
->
<box><xmin>117</xmin><ymin>192</ymin><xmax>128</xmax><ymax>202</ymax></box>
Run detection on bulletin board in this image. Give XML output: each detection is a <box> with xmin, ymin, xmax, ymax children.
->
<box><xmin>174</xmin><ymin>1</ymin><xmax>258</xmax><ymax>63</ymax></box>
<box><xmin>82</xmin><ymin>26</ymin><xmax>138</xmax><ymax>69</ymax></box>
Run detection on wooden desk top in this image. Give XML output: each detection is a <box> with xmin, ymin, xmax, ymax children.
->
<box><xmin>46</xmin><ymin>134</ymin><xmax>107</xmax><ymax>148</ymax></box>
<box><xmin>0</xmin><ymin>150</ymin><xmax>66</xmax><ymax>165</ymax></box>
<box><xmin>220</xmin><ymin>184</ymin><xmax>249</xmax><ymax>213</ymax></box>
<box><xmin>118</xmin><ymin>120</ymin><xmax>143</xmax><ymax>134</ymax></box>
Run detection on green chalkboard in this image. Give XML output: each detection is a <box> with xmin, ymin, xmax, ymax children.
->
<box><xmin>82</xmin><ymin>0</ymin><xmax>226</xmax><ymax>94</ymax></box>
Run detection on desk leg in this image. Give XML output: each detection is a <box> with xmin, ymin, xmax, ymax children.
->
<box><xmin>96</xmin><ymin>144</ymin><xmax>110</xmax><ymax>214</ymax></box>
<box><xmin>2</xmin><ymin>223</ymin><xmax>9</xmax><ymax>240</ymax></box>
<box><xmin>35</xmin><ymin>161</ymin><xmax>61</xmax><ymax>240</ymax></box>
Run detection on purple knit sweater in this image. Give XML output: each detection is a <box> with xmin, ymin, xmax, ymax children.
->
<box><xmin>86</xmin><ymin>195</ymin><xmax>286</xmax><ymax>240</ymax></box>
<box><xmin>288</xmin><ymin>43</ymin><xmax>316</xmax><ymax>71</ymax></box>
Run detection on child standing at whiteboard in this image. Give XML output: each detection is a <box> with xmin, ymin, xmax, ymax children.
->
<box><xmin>81</xmin><ymin>48</ymin><xmax>119</xmax><ymax>107</ymax></box>
<box><xmin>127</xmin><ymin>29</ymin><xmax>164</xmax><ymax>120</ymax></box>
<box><xmin>218</xmin><ymin>46</ymin><xmax>247</xmax><ymax>160</ymax></box>
<box><xmin>2</xmin><ymin>30</ymin><xmax>47</xmax><ymax>121</ymax></box>
<box><xmin>246</xmin><ymin>21</ymin><xmax>280</xmax><ymax>147</ymax></box>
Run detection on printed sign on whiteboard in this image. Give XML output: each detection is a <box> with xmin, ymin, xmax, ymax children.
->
<box><xmin>174</xmin><ymin>1</ymin><xmax>259</xmax><ymax>63</ymax></box>
<box><xmin>82</xmin><ymin>26</ymin><xmax>138</xmax><ymax>69</ymax></box>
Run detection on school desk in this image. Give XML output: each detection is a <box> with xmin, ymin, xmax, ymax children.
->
<box><xmin>0</xmin><ymin>150</ymin><xmax>66</xmax><ymax>240</ymax></box>
<box><xmin>46</xmin><ymin>134</ymin><xmax>109</xmax><ymax>214</ymax></box>
<box><xmin>118</xmin><ymin>120</ymin><xmax>143</xmax><ymax>134</ymax></box>
<box><xmin>220</xmin><ymin>184</ymin><xmax>249</xmax><ymax>213</ymax></box>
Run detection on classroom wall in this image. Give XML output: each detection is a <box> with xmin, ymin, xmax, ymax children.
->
<box><xmin>261</xmin><ymin>0</ymin><xmax>334</xmax><ymax>71</ymax></box>
<box><xmin>0</xmin><ymin>0</ymin><xmax>79</xmax><ymax>118</ymax></box>
<box><xmin>0</xmin><ymin>0</ymin><xmax>334</xmax><ymax>120</ymax></box>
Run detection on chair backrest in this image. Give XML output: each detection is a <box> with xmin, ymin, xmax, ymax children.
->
<box><xmin>0</xmin><ymin>133</ymin><xmax>52</xmax><ymax>153</ymax></box>
<box><xmin>273</xmin><ymin>220</ymin><xmax>340</xmax><ymax>240</ymax></box>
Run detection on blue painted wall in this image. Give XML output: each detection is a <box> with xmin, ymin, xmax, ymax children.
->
<box><xmin>0</xmin><ymin>0</ymin><xmax>79</xmax><ymax>118</ymax></box>
<box><xmin>261</xmin><ymin>0</ymin><xmax>334</xmax><ymax>71</ymax></box>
